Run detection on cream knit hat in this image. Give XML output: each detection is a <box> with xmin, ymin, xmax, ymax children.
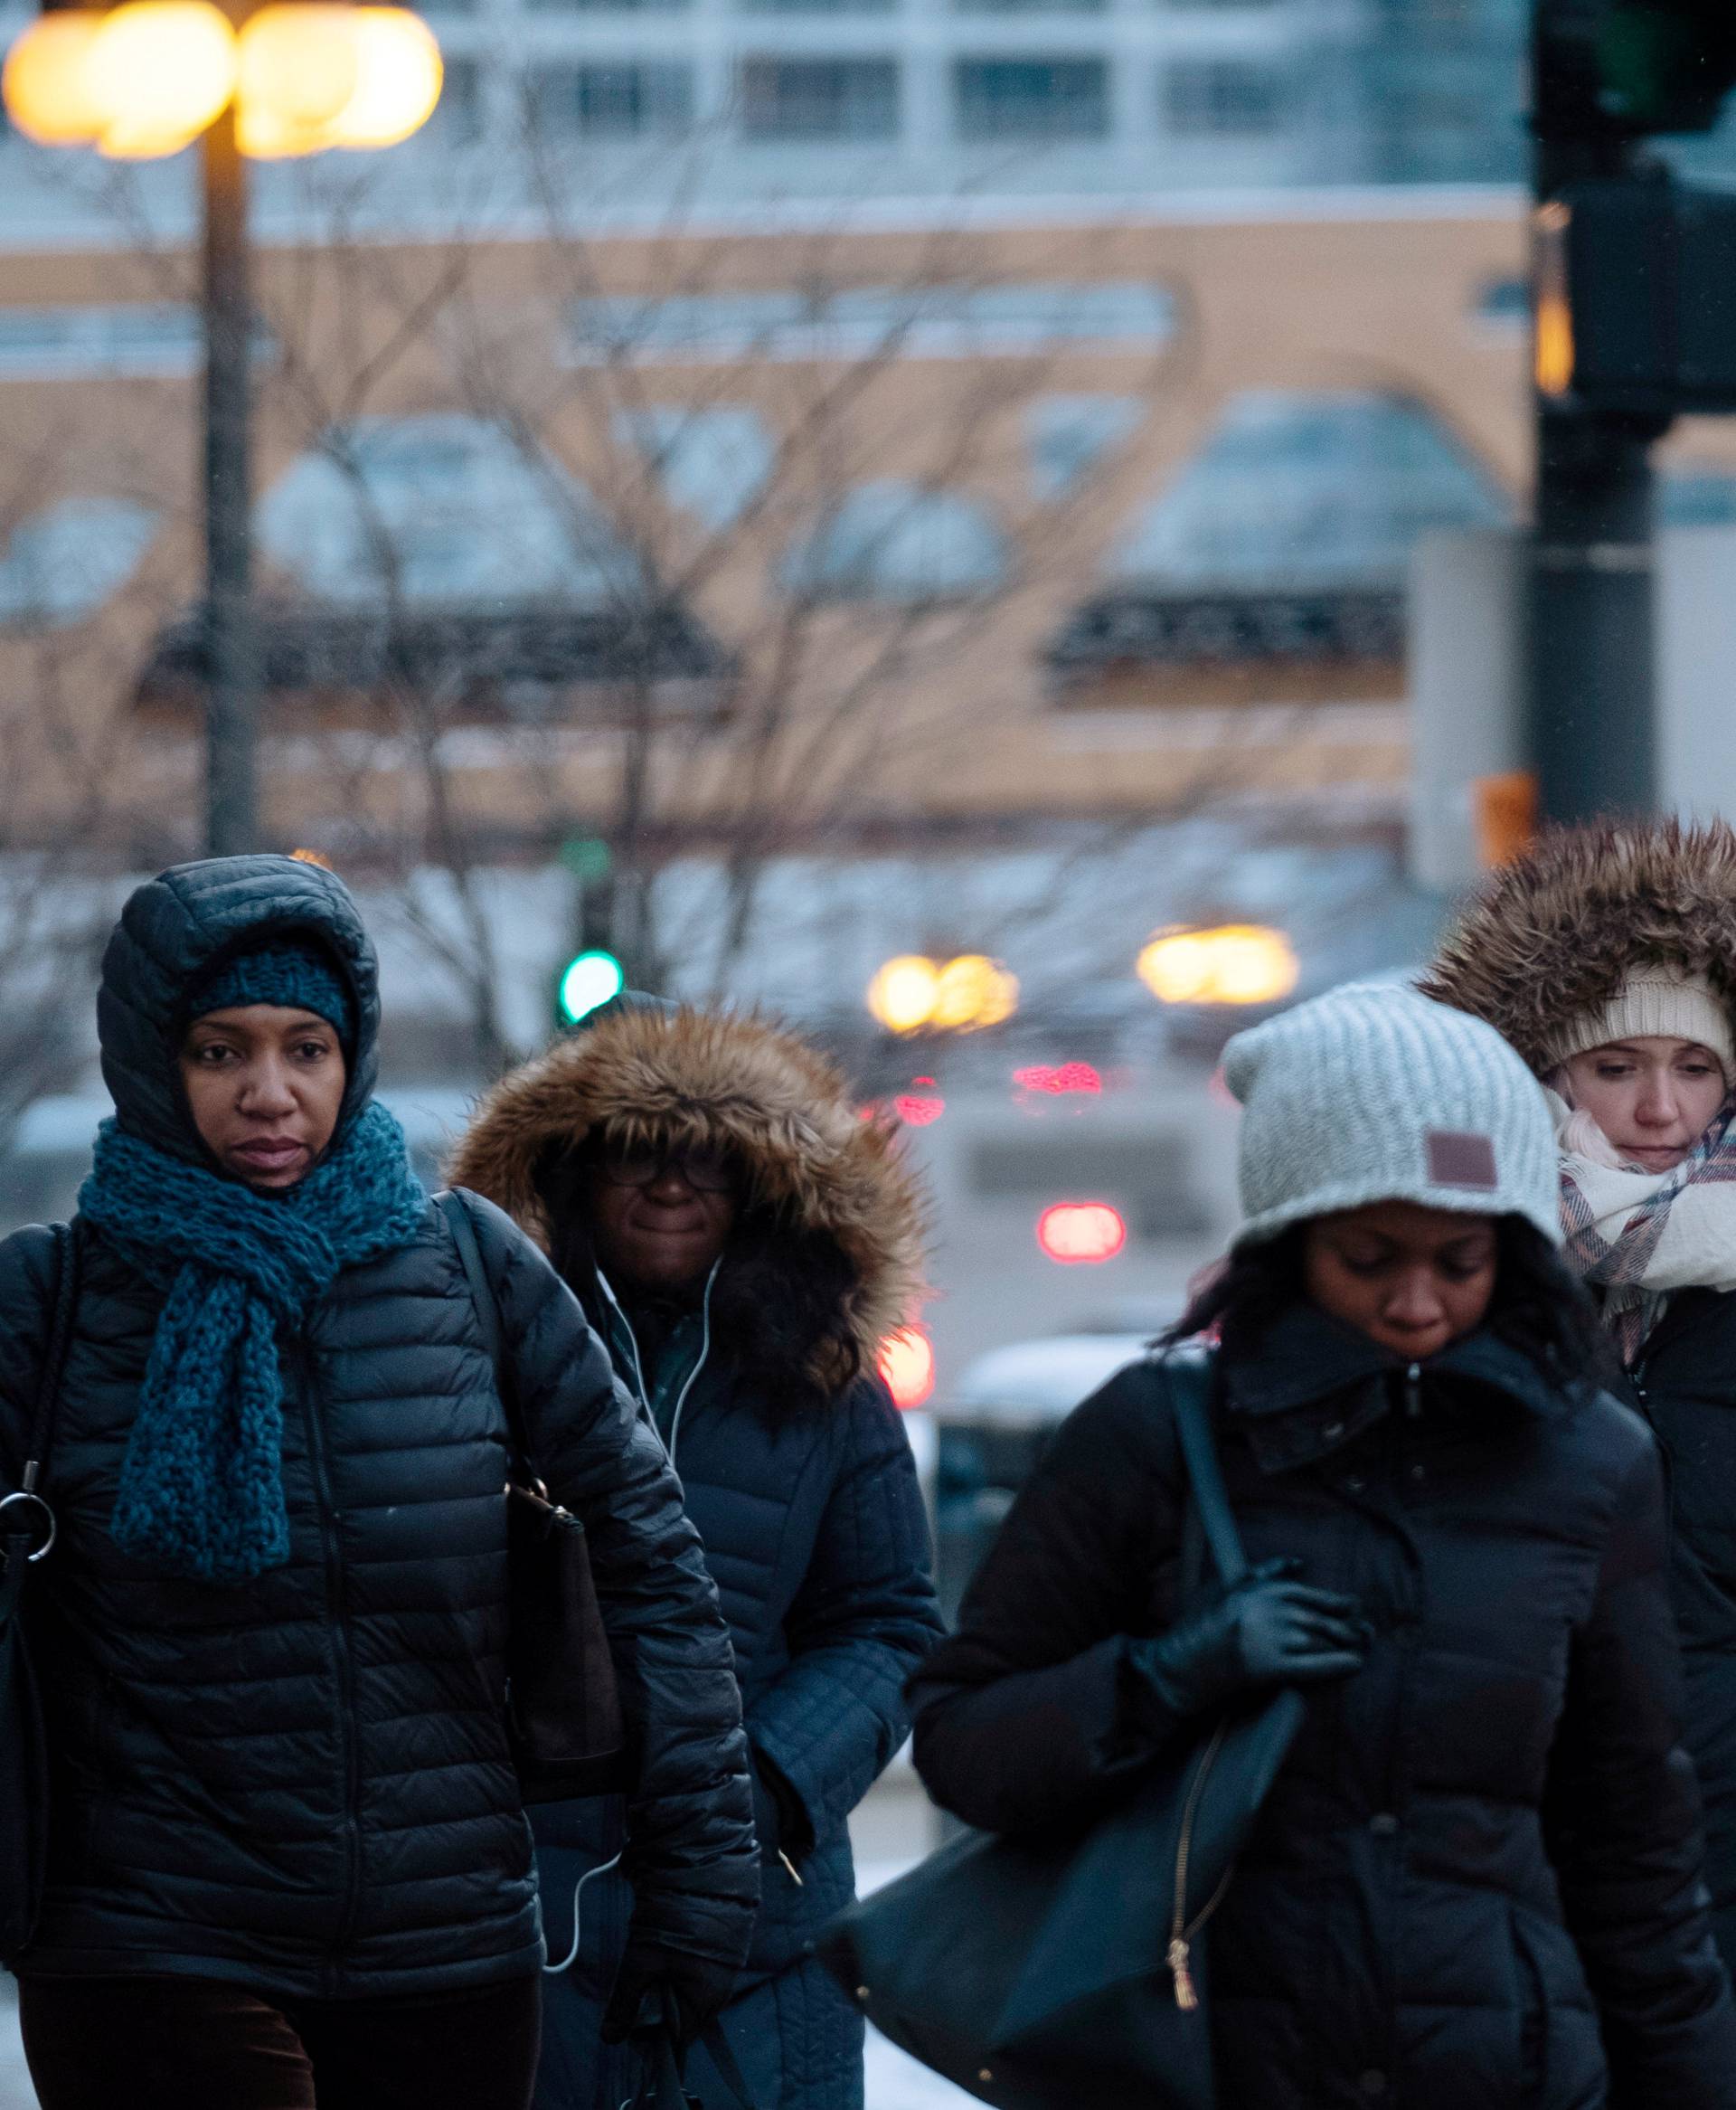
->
<box><xmin>1222</xmin><ymin>981</ymin><xmax>1561</xmax><ymax>1250</ymax></box>
<box><xmin>1535</xmin><ymin>966</ymin><xmax>1736</xmax><ymax>1079</ymax></box>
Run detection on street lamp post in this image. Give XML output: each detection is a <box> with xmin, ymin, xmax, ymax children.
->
<box><xmin>3</xmin><ymin>0</ymin><xmax>444</xmax><ymax>855</ymax></box>
<box><xmin>202</xmin><ymin>97</ymin><xmax>257</xmax><ymax>854</ymax></box>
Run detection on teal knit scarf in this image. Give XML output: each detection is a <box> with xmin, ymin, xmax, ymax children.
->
<box><xmin>79</xmin><ymin>1102</ymin><xmax>427</xmax><ymax>1585</ymax></box>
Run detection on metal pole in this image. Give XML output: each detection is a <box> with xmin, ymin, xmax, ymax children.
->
<box><xmin>1528</xmin><ymin>406</ymin><xmax>1656</xmax><ymax>820</ymax></box>
<box><xmin>202</xmin><ymin>103</ymin><xmax>259</xmax><ymax>856</ymax></box>
<box><xmin>1526</xmin><ymin>0</ymin><xmax>1661</xmax><ymax>825</ymax></box>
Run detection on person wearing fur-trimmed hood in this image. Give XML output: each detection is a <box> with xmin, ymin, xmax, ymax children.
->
<box><xmin>1424</xmin><ymin>817</ymin><xmax>1736</xmax><ymax>1972</ymax></box>
<box><xmin>449</xmin><ymin>996</ymin><xmax>944</xmax><ymax>2110</ymax></box>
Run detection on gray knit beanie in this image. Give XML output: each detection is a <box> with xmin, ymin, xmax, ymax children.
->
<box><xmin>1222</xmin><ymin>980</ymin><xmax>1561</xmax><ymax>1250</ymax></box>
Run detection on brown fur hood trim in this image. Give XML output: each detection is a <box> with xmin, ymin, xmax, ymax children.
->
<box><xmin>448</xmin><ymin>1003</ymin><xmax>929</xmax><ymax>1393</ymax></box>
<box><xmin>1420</xmin><ymin>818</ymin><xmax>1736</xmax><ymax>1074</ymax></box>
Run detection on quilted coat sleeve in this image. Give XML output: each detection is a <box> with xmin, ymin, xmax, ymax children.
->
<box><xmin>910</xmin><ymin>1367</ymin><xmax>1181</xmax><ymax>1837</ymax></box>
<box><xmin>1543</xmin><ymin>1433</ymin><xmax>1736</xmax><ymax>2109</ymax></box>
<box><xmin>745</xmin><ymin>1377</ymin><xmax>944</xmax><ymax>1852</ymax></box>
<box><xmin>468</xmin><ymin>1196</ymin><xmax>760</xmax><ymax>1970</ymax></box>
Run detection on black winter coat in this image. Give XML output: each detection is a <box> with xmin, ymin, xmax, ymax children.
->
<box><xmin>0</xmin><ymin>856</ymin><xmax>758</xmax><ymax>1999</ymax></box>
<box><xmin>1622</xmin><ymin>1286</ymin><xmax>1736</xmax><ymax>1976</ymax></box>
<box><xmin>910</xmin><ymin>1303</ymin><xmax>1736</xmax><ymax>2110</ymax></box>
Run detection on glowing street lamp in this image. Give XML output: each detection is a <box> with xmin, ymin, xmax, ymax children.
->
<box><xmin>1137</xmin><ymin>924</ymin><xmax>1299</xmax><ymax>1009</ymax></box>
<box><xmin>866</xmin><ymin>952</ymin><xmax>1019</xmax><ymax>1036</ymax></box>
<box><xmin>3</xmin><ymin>0</ymin><xmax>442</xmax><ymax>852</ymax></box>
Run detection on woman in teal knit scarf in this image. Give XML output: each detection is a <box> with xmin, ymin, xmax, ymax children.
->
<box><xmin>4</xmin><ymin>854</ymin><xmax>759</xmax><ymax>2110</ymax></box>
<box><xmin>80</xmin><ymin>936</ymin><xmax>426</xmax><ymax>1584</ymax></box>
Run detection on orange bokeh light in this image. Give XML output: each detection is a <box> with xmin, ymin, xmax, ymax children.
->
<box><xmin>878</xmin><ymin>1325</ymin><xmax>935</xmax><ymax>1410</ymax></box>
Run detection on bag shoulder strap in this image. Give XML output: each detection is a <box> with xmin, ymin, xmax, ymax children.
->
<box><xmin>1158</xmin><ymin>1345</ymin><xmax>1249</xmax><ymax>1590</ymax></box>
<box><xmin>24</xmin><ymin>1220</ymin><xmax>81</xmax><ymax>1491</ymax></box>
<box><xmin>439</xmin><ymin>1188</ymin><xmax>501</xmax><ymax>1369</ymax></box>
<box><xmin>438</xmin><ymin>1188</ymin><xmax>527</xmax><ymax>1460</ymax></box>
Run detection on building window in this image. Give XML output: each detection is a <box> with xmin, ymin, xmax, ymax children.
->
<box><xmin>259</xmin><ymin>414</ymin><xmax>639</xmax><ymax>607</ymax></box>
<box><xmin>1662</xmin><ymin>467</ymin><xmax>1736</xmax><ymax>528</ymax></box>
<box><xmin>565</xmin><ymin>279</ymin><xmax>1175</xmax><ymax>364</ymax></box>
<box><xmin>739</xmin><ymin>56</ymin><xmax>901</xmax><ymax>140</ymax></box>
<box><xmin>1027</xmin><ymin>394</ymin><xmax>1142</xmax><ymax>499</ymax></box>
<box><xmin>618</xmin><ymin>407</ymin><xmax>775</xmax><ymax>528</ymax></box>
<box><xmin>430</xmin><ymin>58</ymin><xmax>484</xmax><ymax>143</ymax></box>
<box><xmin>1162</xmin><ymin>57</ymin><xmax>1287</xmax><ymax>137</ymax></box>
<box><xmin>0</xmin><ymin>305</ymin><xmax>274</xmax><ymax>379</ymax></box>
<box><xmin>0</xmin><ymin>497</ymin><xmax>159</xmax><ymax>629</ymax></box>
<box><xmin>1468</xmin><ymin>276</ymin><xmax>1528</xmax><ymax>336</ymax></box>
<box><xmin>781</xmin><ymin>481</ymin><xmax>1011</xmax><ymax>603</ymax></box>
<box><xmin>529</xmin><ymin>62</ymin><xmax>694</xmax><ymax>137</ymax></box>
<box><xmin>1109</xmin><ymin>390</ymin><xmax>1511</xmax><ymax>592</ymax></box>
<box><xmin>953</xmin><ymin>57</ymin><xmax>1110</xmax><ymax>142</ymax></box>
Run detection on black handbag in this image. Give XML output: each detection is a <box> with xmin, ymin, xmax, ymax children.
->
<box><xmin>821</xmin><ymin>1348</ymin><xmax>1303</xmax><ymax>2110</ymax></box>
<box><xmin>439</xmin><ymin>1190</ymin><xmax>627</xmax><ymax>1802</ymax></box>
<box><xmin>1</xmin><ymin>1220</ymin><xmax>81</xmax><ymax>1967</ymax></box>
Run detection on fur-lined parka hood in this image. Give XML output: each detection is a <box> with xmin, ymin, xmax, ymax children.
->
<box><xmin>1420</xmin><ymin>818</ymin><xmax>1736</xmax><ymax>1074</ymax></box>
<box><xmin>448</xmin><ymin>1002</ymin><xmax>928</xmax><ymax>1406</ymax></box>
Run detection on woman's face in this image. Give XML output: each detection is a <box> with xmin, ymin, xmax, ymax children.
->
<box><xmin>180</xmin><ymin>1005</ymin><xmax>346</xmax><ymax>1189</ymax></box>
<box><xmin>1303</xmin><ymin>1200</ymin><xmax>1499</xmax><ymax>1361</ymax></box>
<box><xmin>587</xmin><ymin>1140</ymin><xmax>738</xmax><ymax>1296</ymax></box>
<box><xmin>1559</xmin><ymin>1036</ymin><xmax>1726</xmax><ymax>1173</ymax></box>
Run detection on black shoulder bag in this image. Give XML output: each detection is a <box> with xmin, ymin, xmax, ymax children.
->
<box><xmin>1</xmin><ymin>1220</ymin><xmax>82</xmax><ymax>1965</ymax></box>
<box><xmin>821</xmin><ymin>1348</ymin><xmax>1304</xmax><ymax>2110</ymax></box>
<box><xmin>439</xmin><ymin>1189</ymin><xmax>626</xmax><ymax>1803</ymax></box>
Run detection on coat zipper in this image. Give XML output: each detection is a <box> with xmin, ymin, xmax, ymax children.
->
<box><xmin>1167</xmin><ymin>1719</ymin><xmax>1231</xmax><ymax>2011</ymax></box>
<box><xmin>1403</xmin><ymin>1363</ymin><xmax>1423</xmax><ymax>1419</ymax></box>
<box><xmin>295</xmin><ymin>1331</ymin><xmax>363</xmax><ymax>1972</ymax></box>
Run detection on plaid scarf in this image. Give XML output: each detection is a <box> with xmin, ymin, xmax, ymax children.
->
<box><xmin>1556</xmin><ymin>1091</ymin><xmax>1736</xmax><ymax>1366</ymax></box>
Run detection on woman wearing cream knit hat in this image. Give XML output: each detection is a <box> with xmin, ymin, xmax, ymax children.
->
<box><xmin>1425</xmin><ymin>816</ymin><xmax>1736</xmax><ymax>1971</ymax></box>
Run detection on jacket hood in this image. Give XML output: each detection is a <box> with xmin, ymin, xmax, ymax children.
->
<box><xmin>1420</xmin><ymin>819</ymin><xmax>1736</xmax><ymax>1077</ymax></box>
<box><xmin>99</xmin><ymin>854</ymin><xmax>381</xmax><ymax>1164</ymax></box>
<box><xmin>448</xmin><ymin>1003</ymin><xmax>929</xmax><ymax>1401</ymax></box>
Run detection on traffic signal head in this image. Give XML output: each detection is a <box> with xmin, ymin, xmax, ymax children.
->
<box><xmin>1594</xmin><ymin>0</ymin><xmax>1736</xmax><ymax>133</ymax></box>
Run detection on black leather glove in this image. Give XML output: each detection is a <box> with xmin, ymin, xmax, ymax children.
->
<box><xmin>600</xmin><ymin>1935</ymin><xmax>741</xmax><ymax>2048</ymax></box>
<box><xmin>1127</xmin><ymin>1557</ymin><xmax>1367</xmax><ymax>1728</ymax></box>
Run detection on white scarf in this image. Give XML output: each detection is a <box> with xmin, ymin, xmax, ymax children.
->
<box><xmin>1551</xmin><ymin>1087</ymin><xmax>1736</xmax><ymax>1362</ymax></box>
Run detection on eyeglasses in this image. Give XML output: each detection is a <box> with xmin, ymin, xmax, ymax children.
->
<box><xmin>598</xmin><ymin>1141</ymin><xmax>736</xmax><ymax>1194</ymax></box>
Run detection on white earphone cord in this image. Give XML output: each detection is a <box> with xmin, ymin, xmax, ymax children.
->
<box><xmin>545</xmin><ymin>1261</ymin><xmax>719</xmax><ymax>1978</ymax></box>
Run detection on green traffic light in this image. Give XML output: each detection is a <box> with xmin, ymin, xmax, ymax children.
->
<box><xmin>557</xmin><ymin>949</ymin><xmax>625</xmax><ymax>1027</ymax></box>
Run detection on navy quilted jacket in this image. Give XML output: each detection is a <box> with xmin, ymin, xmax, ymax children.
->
<box><xmin>449</xmin><ymin>1002</ymin><xmax>944</xmax><ymax>2110</ymax></box>
<box><xmin>912</xmin><ymin>1303</ymin><xmax>1736</xmax><ymax>2110</ymax></box>
<box><xmin>0</xmin><ymin>856</ymin><xmax>758</xmax><ymax>1999</ymax></box>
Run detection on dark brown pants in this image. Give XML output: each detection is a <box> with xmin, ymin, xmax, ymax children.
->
<box><xmin>19</xmin><ymin>1969</ymin><xmax>542</xmax><ymax>2110</ymax></box>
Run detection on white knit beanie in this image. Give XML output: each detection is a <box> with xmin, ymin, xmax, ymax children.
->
<box><xmin>1535</xmin><ymin>966</ymin><xmax>1736</xmax><ymax>1079</ymax></box>
<box><xmin>1222</xmin><ymin>980</ymin><xmax>1561</xmax><ymax>1250</ymax></box>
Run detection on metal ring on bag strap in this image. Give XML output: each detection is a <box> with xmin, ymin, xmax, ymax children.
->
<box><xmin>0</xmin><ymin>1490</ymin><xmax>55</xmax><ymax>1563</ymax></box>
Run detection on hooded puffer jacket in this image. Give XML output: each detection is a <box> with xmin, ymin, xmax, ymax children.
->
<box><xmin>450</xmin><ymin>1001</ymin><xmax>944</xmax><ymax>2110</ymax></box>
<box><xmin>0</xmin><ymin>856</ymin><xmax>758</xmax><ymax>1999</ymax></box>
<box><xmin>910</xmin><ymin>1303</ymin><xmax>1736</xmax><ymax>2110</ymax></box>
<box><xmin>1423</xmin><ymin>818</ymin><xmax>1736</xmax><ymax>1972</ymax></box>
